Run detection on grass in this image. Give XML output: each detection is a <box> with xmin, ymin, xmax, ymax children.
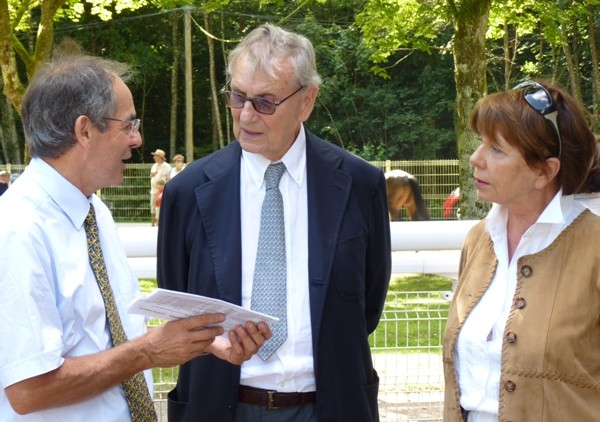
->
<box><xmin>387</xmin><ymin>273</ymin><xmax>453</xmax><ymax>292</ymax></box>
<box><xmin>137</xmin><ymin>279</ymin><xmax>178</xmax><ymax>396</ymax></box>
<box><xmin>139</xmin><ymin>278</ymin><xmax>157</xmax><ymax>295</ymax></box>
<box><xmin>139</xmin><ymin>274</ymin><xmax>452</xmax><ymax>295</ymax></box>
<box><xmin>369</xmin><ymin>273</ymin><xmax>452</xmax><ymax>353</ymax></box>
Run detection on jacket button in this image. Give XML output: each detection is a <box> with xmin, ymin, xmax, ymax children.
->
<box><xmin>515</xmin><ymin>297</ymin><xmax>526</xmax><ymax>309</ymax></box>
<box><xmin>505</xmin><ymin>381</ymin><xmax>516</xmax><ymax>392</ymax></box>
<box><xmin>506</xmin><ymin>331</ymin><xmax>517</xmax><ymax>343</ymax></box>
<box><xmin>520</xmin><ymin>265</ymin><xmax>533</xmax><ymax>277</ymax></box>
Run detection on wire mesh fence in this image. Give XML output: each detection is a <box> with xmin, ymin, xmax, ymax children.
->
<box><xmin>2</xmin><ymin>159</ymin><xmax>460</xmax><ymax>223</ymax></box>
<box><xmin>371</xmin><ymin>291</ymin><xmax>448</xmax><ymax>421</ymax></box>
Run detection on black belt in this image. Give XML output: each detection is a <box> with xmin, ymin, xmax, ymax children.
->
<box><xmin>238</xmin><ymin>386</ymin><xmax>316</xmax><ymax>410</ymax></box>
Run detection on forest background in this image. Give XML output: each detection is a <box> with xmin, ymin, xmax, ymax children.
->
<box><xmin>1</xmin><ymin>0</ymin><xmax>599</xmax><ymax>219</ymax></box>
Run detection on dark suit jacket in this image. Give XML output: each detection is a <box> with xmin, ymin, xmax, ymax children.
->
<box><xmin>157</xmin><ymin>129</ymin><xmax>391</xmax><ymax>422</ymax></box>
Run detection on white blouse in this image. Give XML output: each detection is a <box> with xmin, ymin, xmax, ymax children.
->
<box><xmin>455</xmin><ymin>192</ymin><xmax>584</xmax><ymax>421</ymax></box>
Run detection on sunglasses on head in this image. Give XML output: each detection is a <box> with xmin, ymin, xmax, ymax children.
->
<box><xmin>513</xmin><ymin>81</ymin><xmax>562</xmax><ymax>158</ymax></box>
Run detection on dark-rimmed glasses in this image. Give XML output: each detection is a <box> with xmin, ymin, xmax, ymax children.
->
<box><xmin>514</xmin><ymin>81</ymin><xmax>562</xmax><ymax>158</ymax></box>
<box><xmin>103</xmin><ymin>117</ymin><xmax>141</xmax><ymax>137</ymax></box>
<box><xmin>219</xmin><ymin>86</ymin><xmax>304</xmax><ymax>115</ymax></box>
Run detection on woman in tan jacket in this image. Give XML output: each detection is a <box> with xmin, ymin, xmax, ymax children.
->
<box><xmin>443</xmin><ymin>81</ymin><xmax>600</xmax><ymax>422</ymax></box>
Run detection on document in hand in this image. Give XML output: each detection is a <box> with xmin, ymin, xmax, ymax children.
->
<box><xmin>129</xmin><ymin>288</ymin><xmax>278</xmax><ymax>334</ymax></box>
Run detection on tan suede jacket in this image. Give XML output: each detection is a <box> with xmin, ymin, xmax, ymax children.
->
<box><xmin>443</xmin><ymin>209</ymin><xmax>600</xmax><ymax>422</ymax></box>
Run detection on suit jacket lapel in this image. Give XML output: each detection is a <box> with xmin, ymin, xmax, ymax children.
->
<box><xmin>305</xmin><ymin>131</ymin><xmax>352</xmax><ymax>349</ymax></box>
<box><xmin>194</xmin><ymin>144</ymin><xmax>243</xmax><ymax>305</ymax></box>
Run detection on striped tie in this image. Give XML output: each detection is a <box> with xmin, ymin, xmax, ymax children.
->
<box><xmin>84</xmin><ymin>205</ymin><xmax>157</xmax><ymax>422</ymax></box>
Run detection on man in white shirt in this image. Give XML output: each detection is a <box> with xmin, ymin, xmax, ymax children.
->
<box><xmin>0</xmin><ymin>50</ymin><xmax>270</xmax><ymax>421</ymax></box>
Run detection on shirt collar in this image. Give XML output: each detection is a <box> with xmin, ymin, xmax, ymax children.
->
<box><xmin>242</xmin><ymin>125</ymin><xmax>307</xmax><ymax>189</ymax></box>
<box><xmin>28</xmin><ymin>157</ymin><xmax>91</xmax><ymax>229</ymax></box>
<box><xmin>486</xmin><ymin>189</ymin><xmax>575</xmax><ymax>235</ymax></box>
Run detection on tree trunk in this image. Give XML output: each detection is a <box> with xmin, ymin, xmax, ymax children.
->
<box><xmin>219</xmin><ymin>13</ymin><xmax>231</xmax><ymax>144</ymax></box>
<box><xmin>204</xmin><ymin>11</ymin><xmax>224</xmax><ymax>151</ymax></box>
<box><xmin>561</xmin><ymin>12</ymin><xmax>583</xmax><ymax>101</ymax></box>
<box><xmin>0</xmin><ymin>0</ymin><xmax>26</xmax><ymax>113</ymax></box>
<box><xmin>452</xmin><ymin>0</ymin><xmax>493</xmax><ymax>220</ymax></box>
<box><xmin>184</xmin><ymin>7</ymin><xmax>193</xmax><ymax>163</ymax></box>
<box><xmin>170</xmin><ymin>12</ymin><xmax>180</xmax><ymax>158</ymax></box>
<box><xmin>0</xmin><ymin>84</ymin><xmax>21</xmax><ymax>164</ymax></box>
<box><xmin>0</xmin><ymin>0</ymin><xmax>66</xmax><ymax>164</ymax></box>
<box><xmin>588</xmin><ymin>10</ymin><xmax>600</xmax><ymax>130</ymax></box>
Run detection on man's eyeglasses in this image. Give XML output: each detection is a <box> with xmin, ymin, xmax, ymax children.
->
<box><xmin>514</xmin><ymin>81</ymin><xmax>562</xmax><ymax>158</ymax></box>
<box><xmin>219</xmin><ymin>86</ymin><xmax>304</xmax><ymax>115</ymax></box>
<box><xmin>103</xmin><ymin>117</ymin><xmax>141</xmax><ymax>137</ymax></box>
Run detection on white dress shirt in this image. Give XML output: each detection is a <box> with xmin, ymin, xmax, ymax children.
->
<box><xmin>0</xmin><ymin>158</ymin><xmax>151</xmax><ymax>421</ymax></box>
<box><xmin>455</xmin><ymin>192</ymin><xmax>584</xmax><ymax>422</ymax></box>
<box><xmin>239</xmin><ymin>126</ymin><xmax>316</xmax><ymax>392</ymax></box>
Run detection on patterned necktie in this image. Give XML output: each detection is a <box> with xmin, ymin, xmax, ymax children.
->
<box><xmin>251</xmin><ymin>163</ymin><xmax>287</xmax><ymax>360</ymax></box>
<box><xmin>84</xmin><ymin>205</ymin><xmax>157</xmax><ymax>422</ymax></box>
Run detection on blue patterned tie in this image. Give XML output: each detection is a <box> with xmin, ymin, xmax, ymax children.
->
<box><xmin>251</xmin><ymin>163</ymin><xmax>287</xmax><ymax>360</ymax></box>
<box><xmin>84</xmin><ymin>205</ymin><xmax>158</xmax><ymax>422</ymax></box>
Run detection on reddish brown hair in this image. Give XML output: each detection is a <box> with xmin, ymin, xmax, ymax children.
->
<box><xmin>470</xmin><ymin>82</ymin><xmax>596</xmax><ymax>195</ymax></box>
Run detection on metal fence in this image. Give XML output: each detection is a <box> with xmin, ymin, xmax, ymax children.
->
<box><xmin>375</xmin><ymin>159</ymin><xmax>460</xmax><ymax>221</ymax></box>
<box><xmin>149</xmin><ymin>290</ymin><xmax>448</xmax><ymax>421</ymax></box>
<box><xmin>2</xmin><ymin>159</ymin><xmax>460</xmax><ymax>223</ymax></box>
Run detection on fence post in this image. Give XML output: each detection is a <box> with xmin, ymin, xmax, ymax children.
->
<box><xmin>385</xmin><ymin>159</ymin><xmax>391</xmax><ymax>173</ymax></box>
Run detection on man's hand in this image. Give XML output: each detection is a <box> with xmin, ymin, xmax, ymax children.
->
<box><xmin>4</xmin><ymin>313</ymin><xmax>228</xmax><ymax>414</ymax></box>
<box><xmin>142</xmin><ymin>313</ymin><xmax>226</xmax><ymax>368</ymax></box>
<box><xmin>207</xmin><ymin>321</ymin><xmax>273</xmax><ymax>365</ymax></box>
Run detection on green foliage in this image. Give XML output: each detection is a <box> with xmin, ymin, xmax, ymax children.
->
<box><xmin>57</xmin><ymin>0</ymin><xmax>150</xmax><ymax>22</ymax></box>
<box><xmin>356</xmin><ymin>0</ymin><xmax>450</xmax><ymax>68</ymax></box>
<box><xmin>7</xmin><ymin>0</ymin><xmax>600</xmax><ymax>166</ymax></box>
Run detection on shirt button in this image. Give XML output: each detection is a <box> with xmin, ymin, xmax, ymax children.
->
<box><xmin>506</xmin><ymin>331</ymin><xmax>517</xmax><ymax>344</ymax></box>
<box><xmin>520</xmin><ymin>265</ymin><xmax>533</xmax><ymax>277</ymax></box>
<box><xmin>505</xmin><ymin>381</ymin><xmax>516</xmax><ymax>392</ymax></box>
<box><xmin>515</xmin><ymin>297</ymin><xmax>526</xmax><ymax>309</ymax></box>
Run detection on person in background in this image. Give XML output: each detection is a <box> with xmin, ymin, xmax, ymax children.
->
<box><xmin>443</xmin><ymin>81</ymin><xmax>600</xmax><ymax>421</ymax></box>
<box><xmin>170</xmin><ymin>153</ymin><xmax>186</xmax><ymax>179</ymax></box>
<box><xmin>154</xmin><ymin>178</ymin><xmax>165</xmax><ymax>226</ymax></box>
<box><xmin>157</xmin><ymin>24</ymin><xmax>391</xmax><ymax>422</ymax></box>
<box><xmin>150</xmin><ymin>148</ymin><xmax>170</xmax><ymax>226</ymax></box>
<box><xmin>0</xmin><ymin>170</ymin><xmax>10</xmax><ymax>196</ymax></box>
<box><xmin>0</xmin><ymin>50</ymin><xmax>270</xmax><ymax>421</ymax></box>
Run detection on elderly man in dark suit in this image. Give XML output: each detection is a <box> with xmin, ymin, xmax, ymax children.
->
<box><xmin>157</xmin><ymin>24</ymin><xmax>391</xmax><ymax>422</ymax></box>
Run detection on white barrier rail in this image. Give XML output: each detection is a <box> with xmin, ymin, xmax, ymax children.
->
<box><xmin>389</xmin><ymin>220</ymin><xmax>477</xmax><ymax>279</ymax></box>
<box><xmin>118</xmin><ymin>220</ymin><xmax>480</xmax><ymax>281</ymax></box>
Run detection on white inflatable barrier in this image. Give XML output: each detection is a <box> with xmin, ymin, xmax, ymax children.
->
<box><xmin>118</xmin><ymin>221</ymin><xmax>479</xmax><ymax>281</ymax></box>
<box><xmin>117</xmin><ymin>225</ymin><xmax>158</xmax><ymax>279</ymax></box>
<box><xmin>118</xmin><ymin>193</ymin><xmax>600</xmax><ymax>282</ymax></box>
<box><xmin>390</xmin><ymin>220</ymin><xmax>477</xmax><ymax>251</ymax></box>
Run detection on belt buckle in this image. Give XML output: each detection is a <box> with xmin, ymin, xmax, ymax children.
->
<box><xmin>267</xmin><ymin>390</ymin><xmax>279</xmax><ymax>410</ymax></box>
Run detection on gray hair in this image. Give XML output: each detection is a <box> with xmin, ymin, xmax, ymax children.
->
<box><xmin>226</xmin><ymin>24</ymin><xmax>322</xmax><ymax>88</ymax></box>
<box><xmin>21</xmin><ymin>54</ymin><xmax>134</xmax><ymax>159</ymax></box>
